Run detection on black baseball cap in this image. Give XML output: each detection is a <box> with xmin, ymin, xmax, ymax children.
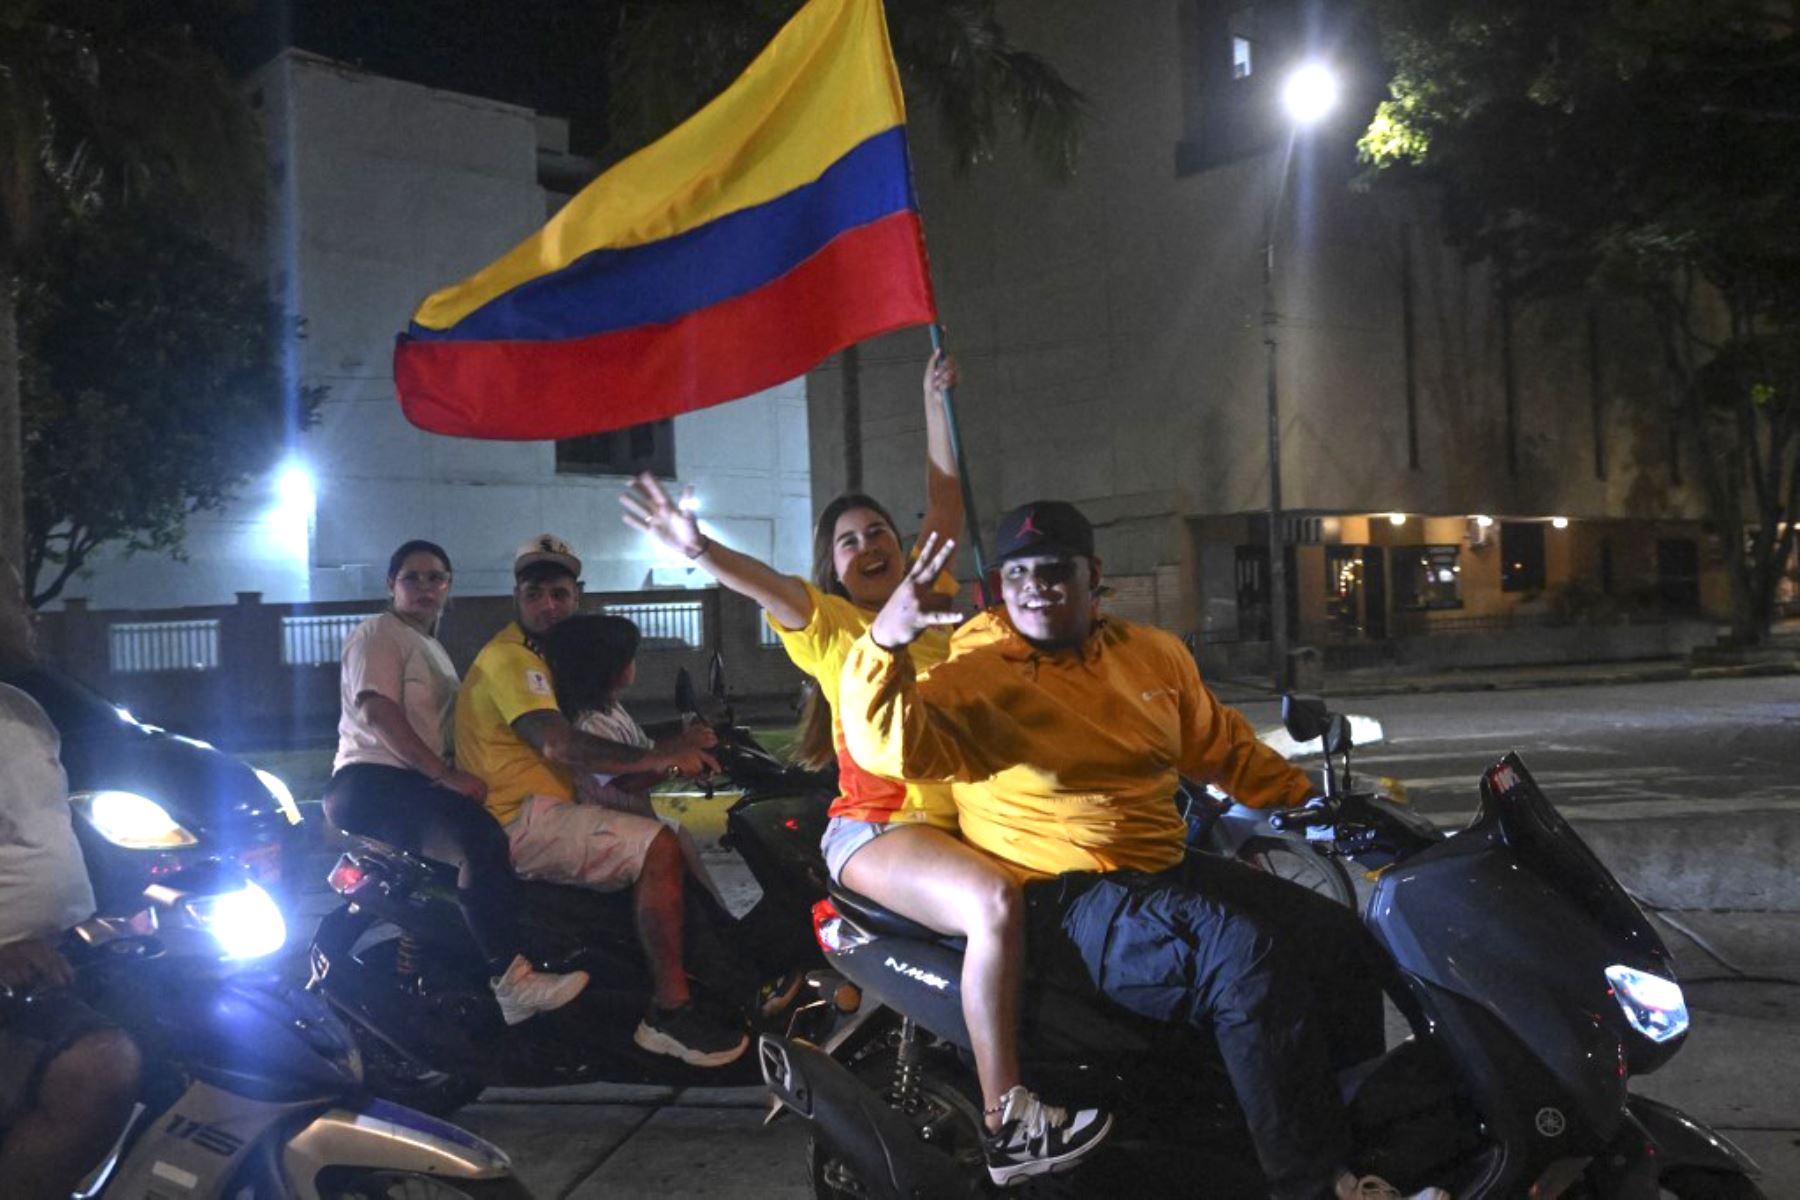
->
<box><xmin>993</xmin><ymin>501</ymin><xmax>1095</xmax><ymax>562</ymax></box>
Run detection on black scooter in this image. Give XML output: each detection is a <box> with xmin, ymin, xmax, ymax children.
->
<box><xmin>307</xmin><ymin>658</ymin><xmax>836</xmax><ymax>1115</ymax></box>
<box><xmin>26</xmin><ymin>863</ymin><xmax>524</xmax><ymax>1198</ymax></box>
<box><xmin>760</xmin><ymin>696</ymin><xmax>1764</xmax><ymax>1198</ymax></box>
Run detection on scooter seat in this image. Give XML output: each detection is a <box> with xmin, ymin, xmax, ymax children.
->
<box><xmin>827</xmin><ymin>883</ymin><xmax>964</xmax><ymax>950</ymax></box>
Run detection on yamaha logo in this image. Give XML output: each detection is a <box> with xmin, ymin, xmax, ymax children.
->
<box><xmin>1535</xmin><ymin>1107</ymin><xmax>1567</xmax><ymax>1138</ymax></box>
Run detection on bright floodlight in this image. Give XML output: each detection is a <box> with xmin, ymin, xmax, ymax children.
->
<box><xmin>276</xmin><ymin>461</ymin><xmax>315</xmax><ymax>511</ymax></box>
<box><xmin>1387</xmin><ymin>513</ymin><xmax>1407</xmax><ymax>527</ymax></box>
<box><xmin>1282</xmin><ymin>62</ymin><xmax>1340</xmax><ymax>125</ymax></box>
<box><xmin>1552</xmin><ymin>516</ymin><xmax>1570</xmax><ymax>530</ymax></box>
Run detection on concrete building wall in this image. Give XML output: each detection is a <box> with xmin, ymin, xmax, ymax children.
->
<box><xmin>807</xmin><ymin>1</ymin><xmax>1709</xmax><ymax>633</ymax></box>
<box><xmin>59</xmin><ymin>51</ymin><xmax>811</xmax><ymax>610</ymax></box>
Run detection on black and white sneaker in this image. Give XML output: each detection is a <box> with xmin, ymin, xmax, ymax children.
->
<box><xmin>634</xmin><ymin>1002</ymin><xmax>749</xmax><ymax>1067</ymax></box>
<box><xmin>982</xmin><ymin>1085</ymin><xmax>1113</xmax><ymax>1186</ymax></box>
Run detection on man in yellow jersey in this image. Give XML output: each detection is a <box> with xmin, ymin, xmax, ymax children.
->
<box><xmin>842</xmin><ymin>503</ymin><xmax>1444</xmax><ymax>1200</ymax></box>
<box><xmin>457</xmin><ymin>535</ymin><xmax>748</xmax><ymax>1067</ymax></box>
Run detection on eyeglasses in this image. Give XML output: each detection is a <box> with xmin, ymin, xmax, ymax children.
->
<box><xmin>397</xmin><ymin>571</ymin><xmax>451</xmax><ymax>587</ymax></box>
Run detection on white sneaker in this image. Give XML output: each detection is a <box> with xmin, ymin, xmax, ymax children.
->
<box><xmin>1338</xmin><ymin>1172</ymin><xmax>1452</xmax><ymax>1200</ymax></box>
<box><xmin>491</xmin><ymin>955</ymin><xmax>589</xmax><ymax>1026</ymax></box>
<box><xmin>982</xmin><ymin>1085</ymin><xmax>1113</xmax><ymax>1186</ymax></box>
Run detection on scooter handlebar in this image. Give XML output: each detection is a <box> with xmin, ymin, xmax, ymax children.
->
<box><xmin>1267</xmin><ymin>803</ymin><xmax>1335</xmax><ymax>833</ymax></box>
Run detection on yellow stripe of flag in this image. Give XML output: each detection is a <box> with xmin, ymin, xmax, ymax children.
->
<box><xmin>412</xmin><ymin>0</ymin><xmax>908</xmax><ymax>332</ymax></box>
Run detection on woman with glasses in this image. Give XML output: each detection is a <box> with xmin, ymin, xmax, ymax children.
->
<box><xmin>325</xmin><ymin>540</ymin><xmax>588</xmax><ymax>1025</ymax></box>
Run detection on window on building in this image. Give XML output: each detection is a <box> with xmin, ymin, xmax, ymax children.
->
<box><xmin>1393</xmin><ymin>546</ymin><xmax>1464</xmax><ymax>610</ymax></box>
<box><xmin>1501</xmin><ymin>522</ymin><xmax>1546</xmax><ymax>593</ymax></box>
<box><xmin>1656</xmin><ymin>538</ymin><xmax>1700</xmax><ymax>611</ymax></box>
<box><xmin>555</xmin><ymin>419</ymin><xmax>675</xmax><ymax>477</ymax></box>
<box><xmin>1176</xmin><ymin>1</ymin><xmax>1274</xmax><ymax>174</ymax></box>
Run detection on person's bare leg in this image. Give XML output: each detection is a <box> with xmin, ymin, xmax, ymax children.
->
<box><xmin>673</xmin><ymin>824</ymin><xmax>728</xmax><ymax>908</ymax></box>
<box><xmin>0</xmin><ymin>1028</ymin><xmax>142</xmax><ymax>1200</ymax></box>
<box><xmin>632</xmin><ymin>829</ymin><xmax>691</xmax><ymax>1009</ymax></box>
<box><xmin>839</xmin><ymin>826</ymin><xmax>1023</xmax><ymax>1130</ymax></box>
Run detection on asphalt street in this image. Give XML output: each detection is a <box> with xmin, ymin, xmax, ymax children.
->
<box><xmin>1232</xmin><ymin>674</ymin><xmax>1800</xmax><ymax>824</ymax></box>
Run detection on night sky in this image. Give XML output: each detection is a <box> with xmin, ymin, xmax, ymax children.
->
<box><xmin>210</xmin><ymin>0</ymin><xmax>626</xmax><ymax>150</ymax></box>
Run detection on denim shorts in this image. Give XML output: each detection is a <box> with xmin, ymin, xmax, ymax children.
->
<box><xmin>821</xmin><ymin>815</ymin><xmax>899</xmax><ymax>884</ymax></box>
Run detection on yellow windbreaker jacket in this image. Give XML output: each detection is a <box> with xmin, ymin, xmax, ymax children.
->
<box><xmin>840</xmin><ymin>610</ymin><xmax>1314</xmax><ymax>878</ymax></box>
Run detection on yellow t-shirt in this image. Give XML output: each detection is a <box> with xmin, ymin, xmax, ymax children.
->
<box><xmin>455</xmin><ymin>622</ymin><xmax>572</xmax><ymax>826</ymax></box>
<box><xmin>767</xmin><ymin>580</ymin><xmax>958</xmax><ymax>829</ymax></box>
<box><xmin>840</xmin><ymin>610</ymin><xmax>1315</xmax><ymax>877</ymax></box>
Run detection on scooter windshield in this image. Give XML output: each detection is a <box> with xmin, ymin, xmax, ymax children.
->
<box><xmin>1478</xmin><ymin>753</ymin><xmax>1671</xmax><ymax>972</ymax></box>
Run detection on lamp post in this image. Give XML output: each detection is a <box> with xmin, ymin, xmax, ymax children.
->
<box><xmin>1261</xmin><ymin>61</ymin><xmax>1339</xmax><ymax>687</ymax></box>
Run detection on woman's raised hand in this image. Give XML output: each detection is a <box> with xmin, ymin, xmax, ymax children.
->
<box><xmin>924</xmin><ymin>348</ymin><xmax>958</xmax><ymax>405</ymax></box>
<box><xmin>869</xmin><ymin>532</ymin><xmax>964</xmax><ymax>651</ymax></box>
<box><xmin>620</xmin><ymin>471</ymin><xmax>704</xmax><ymax>557</ymax></box>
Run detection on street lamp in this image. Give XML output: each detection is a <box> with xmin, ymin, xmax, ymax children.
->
<box><xmin>1262</xmin><ymin>60</ymin><xmax>1339</xmax><ymax>686</ymax></box>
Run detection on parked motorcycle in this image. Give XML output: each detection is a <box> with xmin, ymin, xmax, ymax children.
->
<box><xmin>761</xmin><ymin>695</ymin><xmax>1764</xmax><ymax>1198</ymax></box>
<box><xmin>21</xmin><ymin>862</ymin><xmax>524</xmax><ymax>1198</ymax></box>
<box><xmin>307</xmin><ymin>656</ymin><xmax>838</xmax><ymax>1115</ymax></box>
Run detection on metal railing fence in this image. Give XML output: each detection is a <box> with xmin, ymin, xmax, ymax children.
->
<box><xmin>109</xmin><ymin>620</ymin><xmax>221</xmax><ymax>674</ymax></box>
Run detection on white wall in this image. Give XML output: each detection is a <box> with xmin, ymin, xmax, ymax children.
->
<box><xmin>60</xmin><ymin>51</ymin><xmax>811</xmax><ymax>609</ymax></box>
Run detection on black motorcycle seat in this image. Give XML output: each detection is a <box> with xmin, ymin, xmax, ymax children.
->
<box><xmin>827</xmin><ymin>883</ymin><xmax>965</xmax><ymax>950</ymax></box>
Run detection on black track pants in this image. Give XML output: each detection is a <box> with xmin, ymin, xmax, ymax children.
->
<box><xmin>326</xmin><ymin>764</ymin><xmax>522</xmax><ymax>976</ymax></box>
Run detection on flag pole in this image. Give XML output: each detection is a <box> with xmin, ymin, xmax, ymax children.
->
<box><xmin>929</xmin><ymin>323</ymin><xmax>989</xmax><ymax>594</ymax></box>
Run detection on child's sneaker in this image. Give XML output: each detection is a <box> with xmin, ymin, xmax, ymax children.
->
<box><xmin>490</xmin><ymin>956</ymin><xmax>589</xmax><ymax>1026</ymax></box>
<box><xmin>982</xmin><ymin>1085</ymin><xmax>1113</xmax><ymax>1186</ymax></box>
<box><xmin>634</xmin><ymin>1002</ymin><xmax>749</xmax><ymax>1066</ymax></box>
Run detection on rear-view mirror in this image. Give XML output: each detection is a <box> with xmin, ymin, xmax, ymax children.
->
<box><xmin>1281</xmin><ymin>694</ymin><xmax>1331</xmax><ymax>744</ymax></box>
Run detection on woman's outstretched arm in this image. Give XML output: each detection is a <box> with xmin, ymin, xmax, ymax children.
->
<box><xmin>620</xmin><ymin>472</ymin><xmax>813</xmax><ymax>629</ymax></box>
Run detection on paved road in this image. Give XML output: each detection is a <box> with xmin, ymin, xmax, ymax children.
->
<box><xmin>1232</xmin><ymin>675</ymin><xmax>1800</xmax><ymax>823</ymax></box>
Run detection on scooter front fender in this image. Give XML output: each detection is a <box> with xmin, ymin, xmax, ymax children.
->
<box><xmin>1582</xmin><ymin>1096</ymin><xmax>1762</xmax><ymax>1197</ymax></box>
<box><xmin>1626</xmin><ymin>1094</ymin><xmax>1760</xmax><ymax>1175</ymax></box>
<box><xmin>759</xmin><ymin>1035</ymin><xmax>980</xmax><ymax>1200</ymax></box>
<box><xmin>282</xmin><ymin>1098</ymin><xmax>513</xmax><ymax>1200</ymax></box>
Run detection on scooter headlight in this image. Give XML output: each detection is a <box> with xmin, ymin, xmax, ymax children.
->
<box><xmin>72</xmin><ymin>790</ymin><xmax>199</xmax><ymax>849</ymax></box>
<box><xmin>185</xmin><ymin>881</ymin><xmax>288</xmax><ymax>960</ymax></box>
<box><xmin>1605</xmin><ymin>964</ymin><xmax>1688</xmax><ymax>1044</ymax></box>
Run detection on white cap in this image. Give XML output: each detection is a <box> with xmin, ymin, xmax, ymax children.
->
<box><xmin>513</xmin><ymin>533</ymin><xmax>581</xmax><ymax>579</ymax></box>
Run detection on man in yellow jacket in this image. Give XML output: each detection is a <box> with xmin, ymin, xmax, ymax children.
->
<box><xmin>842</xmin><ymin>502</ymin><xmax>1436</xmax><ymax>1200</ymax></box>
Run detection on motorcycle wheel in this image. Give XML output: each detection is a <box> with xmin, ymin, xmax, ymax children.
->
<box><xmin>354</xmin><ymin>1026</ymin><xmax>487</xmax><ymax>1118</ymax></box>
<box><xmin>1236</xmin><ymin>836</ymin><xmax>1355</xmax><ymax>908</ymax></box>
<box><xmin>806</xmin><ymin>1042</ymin><xmax>986</xmax><ymax>1199</ymax></box>
<box><xmin>314</xmin><ymin>1170</ymin><xmax>532</xmax><ymax>1199</ymax></box>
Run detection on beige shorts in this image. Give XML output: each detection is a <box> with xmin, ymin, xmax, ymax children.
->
<box><xmin>504</xmin><ymin>794</ymin><xmax>667</xmax><ymax>892</ymax></box>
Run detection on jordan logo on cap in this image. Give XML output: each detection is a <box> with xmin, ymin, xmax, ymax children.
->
<box><xmin>1018</xmin><ymin>511</ymin><xmax>1042</xmax><ymax>537</ymax></box>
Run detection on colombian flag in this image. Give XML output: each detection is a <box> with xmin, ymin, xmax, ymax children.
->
<box><xmin>395</xmin><ymin>0</ymin><xmax>936</xmax><ymax>439</ymax></box>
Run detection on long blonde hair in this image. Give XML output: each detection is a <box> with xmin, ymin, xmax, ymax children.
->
<box><xmin>792</xmin><ymin>492</ymin><xmax>899</xmax><ymax>770</ymax></box>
